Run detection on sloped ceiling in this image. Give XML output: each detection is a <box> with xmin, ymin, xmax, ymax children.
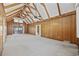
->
<box><xmin>3</xmin><ymin>3</ymin><xmax>76</xmax><ymax>24</ymax></box>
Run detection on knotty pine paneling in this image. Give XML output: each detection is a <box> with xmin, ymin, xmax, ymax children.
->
<box><xmin>24</xmin><ymin>22</ymin><xmax>28</xmax><ymax>33</ymax></box>
<box><xmin>27</xmin><ymin>14</ymin><xmax>77</xmax><ymax>44</ymax></box>
<box><xmin>27</xmin><ymin>24</ymin><xmax>36</xmax><ymax>35</ymax></box>
<box><xmin>7</xmin><ymin>20</ymin><xmax>28</xmax><ymax>35</ymax></box>
<box><xmin>7</xmin><ymin>20</ymin><xmax>13</xmax><ymax>35</ymax></box>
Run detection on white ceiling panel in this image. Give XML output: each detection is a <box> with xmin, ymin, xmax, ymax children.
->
<box><xmin>5</xmin><ymin>4</ymin><xmax>24</xmax><ymax>13</ymax></box>
<box><xmin>6</xmin><ymin>8</ymin><xmax>21</xmax><ymax>16</ymax></box>
<box><xmin>59</xmin><ymin>3</ymin><xmax>75</xmax><ymax>14</ymax></box>
<box><xmin>34</xmin><ymin>3</ymin><xmax>48</xmax><ymax>19</ymax></box>
<box><xmin>3</xmin><ymin>3</ymin><xmax>14</xmax><ymax>6</ymax></box>
<box><xmin>45</xmin><ymin>3</ymin><xmax>59</xmax><ymax>17</ymax></box>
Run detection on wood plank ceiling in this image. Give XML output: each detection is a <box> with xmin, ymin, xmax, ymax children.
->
<box><xmin>3</xmin><ymin>3</ymin><xmax>76</xmax><ymax>24</ymax></box>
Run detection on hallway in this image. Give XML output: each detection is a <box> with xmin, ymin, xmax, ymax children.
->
<box><xmin>2</xmin><ymin>34</ymin><xmax>78</xmax><ymax>56</ymax></box>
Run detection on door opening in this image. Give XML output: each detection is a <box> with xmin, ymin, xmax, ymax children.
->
<box><xmin>36</xmin><ymin>25</ymin><xmax>41</xmax><ymax>36</ymax></box>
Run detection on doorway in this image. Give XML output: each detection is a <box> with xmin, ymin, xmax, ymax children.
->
<box><xmin>13</xmin><ymin>23</ymin><xmax>24</xmax><ymax>34</ymax></box>
<box><xmin>35</xmin><ymin>25</ymin><xmax>41</xmax><ymax>36</ymax></box>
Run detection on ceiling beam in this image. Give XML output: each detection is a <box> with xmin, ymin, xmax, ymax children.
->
<box><xmin>26</xmin><ymin>5</ymin><xmax>36</xmax><ymax>18</ymax></box>
<box><xmin>26</xmin><ymin>16</ymin><xmax>32</xmax><ymax>23</ymax></box>
<box><xmin>25</xmin><ymin>5</ymin><xmax>37</xmax><ymax>11</ymax></box>
<box><xmin>19</xmin><ymin>15</ymin><xmax>28</xmax><ymax>24</ymax></box>
<box><xmin>21</xmin><ymin>5</ymin><xmax>33</xmax><ymax>23</ymax></box>
<box><xmin>25</xmin><ymin>12</ymin><xmax>34</xmax><ymax>23</ymax></box>
<box><xmin>57</xmin><ymin>3</ymin><xmax>61</xmax><ymax>16</ymax></box>
<box><xmin>4</xmin><ymin>3</ymin><xmax>21</xmax><ymax>9</ymax></box>
<box><xmin>20</xmin><ymin>5</ymin><xmax>34</xmax><ymax>23</ymax></box>
<box><xmin>6</xmin><ymin>6</ymin><xmax>24</xmax><ymax>15</ymax></box>
<box><xmin>20</xmin><ymin>14</ymin><xmax>30</xmax><ymax>24</ymax></box>
<box><xmin>32</xmin><ymin>3</ymin><xmax>43</xmax><ymax>20</ymax></box>
<box><xmin>41</xmin><ymin>3</ymin><xmax>50</xmax><ymax>19</ymax></box>
<box><xmin>21</xmin><ymin>13</ymin><xmax>32</xmax><ymax>23</ymax></box>
<box><xmin>27</xmin><ymin>4</ymin><xmax>41</xmax><ymax>20</ymax></box>
<box><xmin>6</xmin><ymin>10</ymin><xmax>21</xmax><ymax>18</ymax></box>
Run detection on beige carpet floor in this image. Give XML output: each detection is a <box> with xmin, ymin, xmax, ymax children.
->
<box><xmin>2</xmin><ymin>34</ymin><xmax>78</xmax><ymax>56</ymax></box>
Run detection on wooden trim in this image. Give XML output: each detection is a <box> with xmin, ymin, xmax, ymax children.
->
<box><xmin>57</xmin><ymin>3</ymin><xmax>61</xmax><ymax>16</ymax></box>
<box><xmin>61</xmin><ymin>11</ymin><xmax>76</xmax><ymax>17</ymax></box>
<box><xmin>41</xmin><ymin>3</ymin><xmax>50</xmax><ymax>19</ymax></box>
<box><xmin>4</xmin><ymin>3</ymin><xmax>21</xmax><ymax>9</ymax></box>
<box><xmin>6</xmin><ymin>6</ymin><xmax>24</xmax><ymax>15</ymax></box>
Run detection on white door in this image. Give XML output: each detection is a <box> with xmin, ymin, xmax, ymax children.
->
<box><xmin>36</xmin><ymin>25</ymin><xmax>41</xmax><ymax>36</ymax></box>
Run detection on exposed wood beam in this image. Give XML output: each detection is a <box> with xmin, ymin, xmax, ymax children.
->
<box><xmin>6</xmin><ymin>6</ymin><xmax>24</xmax><ymax>15</ymax></box>
<box><xmin>26</xmin><ymin>5</ymin><xmax>35</xmax><ymax>18</ymax></box>
<box><xmin>57</xmin><ymin>3</ymin><xmax>61</xmax><ymax>16</ymax></box>
<box><xmin>20</xmin><ymin>14</ymin><xmax>30</xmax><ymax>24</ymax></box>
<box><xmin>6</xmin><ymin>10</ymin><xmax>21</xmax><ymax>17</ymax></box>
<box><xmin>27</xmin><ymin>6</ymin><xmax>33</xmax><ymax>15</ymax></box>
<box><xmin>26</xmin><ymin>16</ymin><xmax>32</xmax><ymax>23</ymax></box>
<box><xmin>21</xmin><ymin>12</ymin><xmax>32</xmax><ymax>23</ymax></box>
<box><xmin>6</xmin><ymin>10</ymin><xmax>21</xmax><ymax>22</ymax></box>
<box><xmin>4</xmin><ymin>3</ymin><xmax>21</xmax><ymax>9</ymax></box>
<box><xmin>22</xmin><ymin>5</ymin><xmax>34</xmax><ymax>23</ymax></box>
<box><xmin>25</xmin><ymin>12</ymin><xmax>34</xmax><ymax>23</ymax></box>
<box><xmin>25</xmin><ymin>5</ymin><xmax>37</xmax><ymax>11</ymax></box>
<box><xmin>24</xmin><ymin>18</ymin><xmax>30</xmax><ymax>24</ymax></box>
<box><xmin>20</xmin><ymin>5</ymin><xmax>32</xmax><ymax>23</ymax></box>
<box><xmin>19</xmin><ymin>15</ymin><xmax>28</xmax><ymax>24</ymax></box>
<box><xmin>27</xmin><ymin>4</ymin><xmax>41</xmax><ymax>20</ymax></box>
<box><xmin>32</xmin><ymin>3</ymin><xmax>43</xmax><ymax>20</ymax></box>
<box><xmin>41</xmin><ymin>3</ymin><xmax>50</xmax><ymax>19</ymax></box>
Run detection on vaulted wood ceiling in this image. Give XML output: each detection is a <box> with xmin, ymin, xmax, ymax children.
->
<box><xmin>3</xmin><ymin>3</ymin><xmax>76</xmax><ymax>24</ymax></box>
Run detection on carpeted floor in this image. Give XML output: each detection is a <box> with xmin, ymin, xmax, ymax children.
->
<box><xmin>2</xmin><ymin>34</ymin><xmax>78</xmax><ymax>56</ymax></box>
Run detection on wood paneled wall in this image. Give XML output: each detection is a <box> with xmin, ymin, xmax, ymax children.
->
<box><xmin>7</xmin><ymin>20</ymin><xmax>28</xmax><ymax>35</ymax></box>
<box><xmin>7</xmin><ymin>20</ymin><xmax>13</xmax><ymax>35</ymax></box>
<box><xmin>24</xmin><ymin>22</ymin><xmax>28</xmax><ymax>34</ymax></box>
<box><xmin>27</xmin><ymin>24</ymin><xmax>36</xmax><ymax>35</ymax></box>
<box><xmin>27</xmin><ymin>13</ymin><xmax>77</xmax><ymax>44</ymax></box>
<box><xmin>41</xmin><ymin>14</ymin><xmax>76</xmax><ymax>44</ymax></box>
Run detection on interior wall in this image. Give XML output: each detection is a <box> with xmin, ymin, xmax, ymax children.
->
<box><xmin>41</xmin><ymin>14</ymin><xmax>76</xmax><ymax>44</ymax></box>
<box><xmin>7</xmin><ymin>20</ymin><xmax>28</xmax><ymax>35</ymax></box>
<box><xmin>24</xmin><ymin>22</ymin><xmax>28</xmax><ymax>34</ymax></box>
<box><xmin>7</xmin><ymin>20</ymin><xmax>13</xmax><ymax>35</ymax></box>
<box><xmin>27</xmin><ymin>24</ymin><xmax>36</xmax><ymax>35</ymax></box>
<box><xmin>27</xmin><ymin>12</ymin><xmax>77</xmax><ymax>44</ymax></box>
